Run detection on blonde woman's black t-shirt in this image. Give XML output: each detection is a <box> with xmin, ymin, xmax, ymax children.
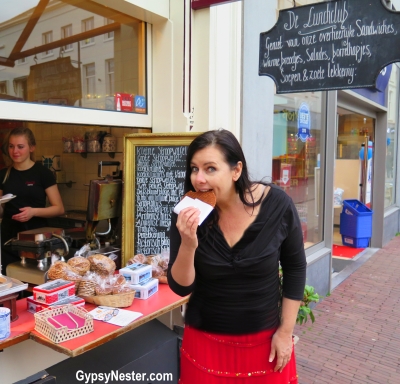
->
<box><xmin>168</xmin><ymin>184</ymin><xmax>307</xmax><ymax>334</ymax></box>
<box><xmin>0</xmin><ymin>163</ymin><xmax>56</xmax><ymax>234</ymax></box>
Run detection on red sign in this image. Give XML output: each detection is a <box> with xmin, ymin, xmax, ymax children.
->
<box><xmin>280</xmin><ymin>164</ymin><xmax>291</xmax><ymax>187</ymax></box>
<box><xmin>192</xmin><ymin>0</ymin><xmax>240</xmax><ymax>10</ymax></box>
<box><xmin>115</xmin><ymin>93</ymin><xmax>133</xmax><ymax>112</ymax></box>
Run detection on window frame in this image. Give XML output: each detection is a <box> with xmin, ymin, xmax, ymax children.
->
<box><xmin>61</xmin><ymin>24</ymin><xmax>73</xmax><ymax>52</ymax></box>
<box><xmin>42</xmin><ymin>31</ymin><xmax>54</xmax><ymax>57</ymax></box>
<box><xmin>104</xmin><ymin>18</ymin><xmax>115</xmax><ymax>41</ymax></box>
<box><xmin>0</xmin><ymin>24</ymin><xmax>152</xmax><ymax>128</ymax></box>
<box><xmin>83</xmin><ymin>63</ymin><xmax>96</xmax><ymax>100</ymax></box>
<box><xmin>0</xmin><ymin>80</ymin><xmax>7</xmax><ymax>94</ymax></box>
<box><xmin>81</xmin><ymin>17</ymin><xmax>95</xmax><ymax>47</ymax></box>
<box><xmin>105</xmin><ymin>59</ymin><xmax>114</xmax><ymax>97</ymax></box>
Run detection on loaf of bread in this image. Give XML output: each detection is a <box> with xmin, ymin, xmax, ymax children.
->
<box><xmin>67</xmin><ymin>256</ymin><xmax>90</xmax><ymax>276</ymax></box>
<box><xmin>95</xmin><ymin>284</ymin><xmax>113</xmax><ymax>296</ymax></box>
<box><xmin>88</xmin><ymin>254</ymin><xmax>116</xmax><ymax>276</ymax></box>
<box><xmin>146</xmin><ymin>255</ymin><xmax>161</xmax><ymax>267</ymax></box>
<box><xmin>112</xmin><ymin>284</ymin><xmax>132</xmax><ymax>294</ymax></box>
<box><xmin>127</xmin><ymin>253</ymin><xmax>147</xmax><ymax>265</ymax></box>
<box><xmin>48</xmin><ymin>261</ymin><xmax>73</xmax><ymax>280</ymax></box>
<box><xmin>152</xmin><ymin>265</ymin><xmax>165</xmax><ymax>278</ymax></box>
<box><xmin>112</xmin><ymin>274</ymin><xmax>126</xmax><ymax>287</ymax></box>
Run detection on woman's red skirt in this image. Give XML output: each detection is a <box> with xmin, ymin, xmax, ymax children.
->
<box><xmin>179</xmin><ymin>325</ymin><xmax>298</xmax><ymax>384</ymax></box>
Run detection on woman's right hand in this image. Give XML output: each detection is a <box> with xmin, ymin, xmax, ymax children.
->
<box><xmin>176</xmin><ymin>207</ymin><xmax>200</xmax><ymax>250</ymax></box>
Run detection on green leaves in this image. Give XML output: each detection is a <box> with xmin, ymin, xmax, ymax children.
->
<box><xmin>297</xmin><ymin>285</ymin><xmax>320</xmax><ymax>325</ymax></box>
<box><xmin>279</xmin><ymin>266</ymin><xmax>321</xmax><ymax>326</ymax></box>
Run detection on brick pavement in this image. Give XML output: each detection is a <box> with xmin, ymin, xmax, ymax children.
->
<box><xmin>294</xmin><ymin>235</ymin><xmax>400</xmax><ymax>384</ymax></box>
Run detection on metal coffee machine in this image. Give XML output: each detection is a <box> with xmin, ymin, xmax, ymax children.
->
<box><xmin>85</xmin><ymin>161</ymin><xmax>123</xmax><ymax>269</ymax></box>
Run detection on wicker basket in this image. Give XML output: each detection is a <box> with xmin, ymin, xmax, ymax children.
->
<box><xmin>80</xmin><ymin>291</ymin><xmax>135</xmax><ymax>308</ymax></box>
<box><xmin>34</xmin><ymin>304</ymin><xmax>94</xmax><ymax>344</ymax></box>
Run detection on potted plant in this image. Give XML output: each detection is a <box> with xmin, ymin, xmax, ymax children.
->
<box><xmin>279</xmin><ymin>267</ymin><xmax>320</xmax><ymax>325</ymax></box>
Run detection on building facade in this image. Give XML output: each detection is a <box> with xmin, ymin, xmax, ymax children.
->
<box><xmin>0</xmin><ymin>0</ymin><xmax>399</xmax><ymax>298</ymax></box>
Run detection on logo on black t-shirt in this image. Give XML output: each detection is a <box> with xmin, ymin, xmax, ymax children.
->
<box><xmin>26</xmin><ymin>181</ymin><xmax>36</xmax><ymax>186</ymax></box>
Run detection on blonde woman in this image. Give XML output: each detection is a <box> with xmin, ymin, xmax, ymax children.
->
<box><xmin>0</xmin><ymin>127</ymin><xmax>64</xmax><ymax>275</ymax></box>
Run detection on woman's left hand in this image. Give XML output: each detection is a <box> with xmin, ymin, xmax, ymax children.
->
<box><xmin>269</xmin><ymin>329</ymin><xmax>293</xmax><ymax>373</ymax></box>
<box><xmin>12</xmin><ymin>207</ymin><xmax>35</xmax><ymax>222</ymax></box>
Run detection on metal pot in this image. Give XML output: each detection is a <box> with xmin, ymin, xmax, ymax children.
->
<box><xmin>102</xmin><ymin>134</ymin><xmax>117</xmax><ymax>152</ymax></box>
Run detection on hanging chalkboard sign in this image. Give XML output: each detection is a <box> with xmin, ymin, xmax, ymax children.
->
<box><xmin>259</xmin><ymin>0</ymin><xmax>400</xmax><ymax>93</ymax></box>
<box><xmin>122</xmin><ymin>133</ymin><xmax>198</xmax><ymax>266</ymax></box>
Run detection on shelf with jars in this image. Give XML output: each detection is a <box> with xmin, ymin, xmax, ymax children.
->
<box><xmin>63</xmin><ymin>134</ymin><xmax>118</xmax><ymax>158</ymax></box>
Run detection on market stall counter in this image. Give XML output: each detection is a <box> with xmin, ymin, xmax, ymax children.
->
<box><xmin>30</xmin><ymin>284</ymin><xmax>187</xmax><ymax>357</ymax></box>
<box><xmin>1</xmin><ymin>284</ymin><xmax>188</xmax><ymax>383</ymax></box>
<box><xmin>0</xmin><ymin>284</ymin><xmax>187</xmax><ymax>355</ymax></box>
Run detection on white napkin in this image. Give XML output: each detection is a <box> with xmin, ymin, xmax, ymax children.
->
<box><xmin>0</xmin><ymin>194</ymin><xmax>16</xmax><ymax>203</ymax></box>
<box><xmin>173</xmin><ymin>196</ymin><xmax>214</xmax><ymax>225</ymax></box>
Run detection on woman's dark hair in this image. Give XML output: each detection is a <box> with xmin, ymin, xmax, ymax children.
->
<box><xmin>184</xmin><ymin>129</ymin><xmax>264</xmax><ymax>208</ymax></box>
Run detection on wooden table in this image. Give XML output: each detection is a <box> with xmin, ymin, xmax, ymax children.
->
<box><xmin>1</xmin><ymin>284</ymin><xmax>188</xmax><ymax>357</ymax></box>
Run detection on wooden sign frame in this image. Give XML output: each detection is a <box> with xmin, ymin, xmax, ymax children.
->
<box><xmin>122</xmin><ymin>132</ymin><xmax>199</xmax><ymax>267</ymax></box>
<box><xmin>259</xmin><ymin>0</ymin><xmax>400</xmax><ymax>93</ymax></box>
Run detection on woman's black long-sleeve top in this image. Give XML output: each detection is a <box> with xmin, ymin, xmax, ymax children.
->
<box><xmin>168</xmin><ymin>184</ymin><xmax>307</xmax><ymax>334</ymax></box>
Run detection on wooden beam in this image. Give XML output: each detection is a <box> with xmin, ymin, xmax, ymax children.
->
<box><xmin>9</xmin><ymin>0</ymin><xmax>50</xmax><ymax>59</ymax></box>
<box><xmin>60</xmin><ymin>0</ymin><xmax>139</xmax><ymax>25</ymax></box>
<box><xmin>0</xmin><ymin>57</ymin><xmax>15</xmax><ymax>67</ymax></box>
<box><xmin>11</xmin><ymin>22</ymin><xmax>120</xmax><ymax>61</ymax></box>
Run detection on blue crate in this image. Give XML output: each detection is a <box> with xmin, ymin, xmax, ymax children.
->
<box><xmin>342</xmin><ymin>235</ymin><xmax>369</xmax><ymax>248</ymax></box>
<box><xmin>340</xmin><ymin>199</ymin><xmax>373</xmax><ymax>239</ymax></box>
<box><xmin>342</xmin><ymin>199</ymin><xmax>373</xmax><ymax>216</ymax></box>
<box><xmin>340</xmin><ymin>212</ymin><xmax>372</xmax><ymax>238</ymax></box>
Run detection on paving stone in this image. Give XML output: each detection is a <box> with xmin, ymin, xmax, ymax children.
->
<box><xmin>295</xmin><ymin>235</ymin><xmax>400</xmax><ymax>384</ymax></box>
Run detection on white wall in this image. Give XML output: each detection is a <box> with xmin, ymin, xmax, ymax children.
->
<box><xmin>241</xmin><ymin>0</ymin><xmax>277</xmax><ymax>181</ymax></box>
<box><xmin>208</xmin><ymin>2</ymin><xmax>242</xmax><ymax>138</ymax></box>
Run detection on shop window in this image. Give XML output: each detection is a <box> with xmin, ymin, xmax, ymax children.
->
<box><xmin>61</xmin><ymin>24</ymin><xmax>73</xmax><ymax>51</ymax></box>
<box><xmin>84</xmin><ymin>63</ymin><xmax>96</xmax><ymax>99</ymax></box>
<box><xmin>104</xmin><ymin>18</ymin><xmax>114</xmax><ymax>40</ymax></box>
<box><xmin>42</xmin><ymin>31</ymin><xmax>53</xmax><ymax>56</ymax></box>
<box><xmin>273</xmin><ymin>92</ymin><xmax>325</xmax><ymax>249</ymax></box>
<box><xmin>82</xmin><ymin>17</ymin><xmax>95</xmax><ymax>46</ymax></box>
<box><xmin>0</xmin><ymin>1</ymin><xmax>147</xmax><ymax>115</ymax></box>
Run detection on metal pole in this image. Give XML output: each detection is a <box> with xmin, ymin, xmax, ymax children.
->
<box><xmin>361</xmin><ymin>136</ymin><xmax>369</xmax><ymax>203</ymax></box>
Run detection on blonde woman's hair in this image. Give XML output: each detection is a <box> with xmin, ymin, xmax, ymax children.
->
<box><xmin>2</xmin><ymin>127</ymin><xmax>36</xmax><ymax>184</ymax></box>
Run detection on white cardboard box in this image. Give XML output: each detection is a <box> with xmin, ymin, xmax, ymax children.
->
<box><xmin>119</xmin><ymin>263</ymin><xmax>152</xmax><ymax>284</ymax></box>
<box><xmin>130</xmin><ymin>278</ymin><xmax>159</xmax><ymax>300</ymax></box>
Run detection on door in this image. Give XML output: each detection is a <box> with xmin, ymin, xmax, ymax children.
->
<box><xmin>333</xmin><ymin>108</ymin><xmax>375</xmax><ymax>246</ymax></box>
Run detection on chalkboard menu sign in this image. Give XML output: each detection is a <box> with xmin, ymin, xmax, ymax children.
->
<box><xmin>259</xmin><ymin>0</ymin><xmax>400</xmax><ymax>93</ymax></box>
<box><xmin>122</xmin><ymin>133</ymin><xmax>198</xmax><ymax>266</ymax></box>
